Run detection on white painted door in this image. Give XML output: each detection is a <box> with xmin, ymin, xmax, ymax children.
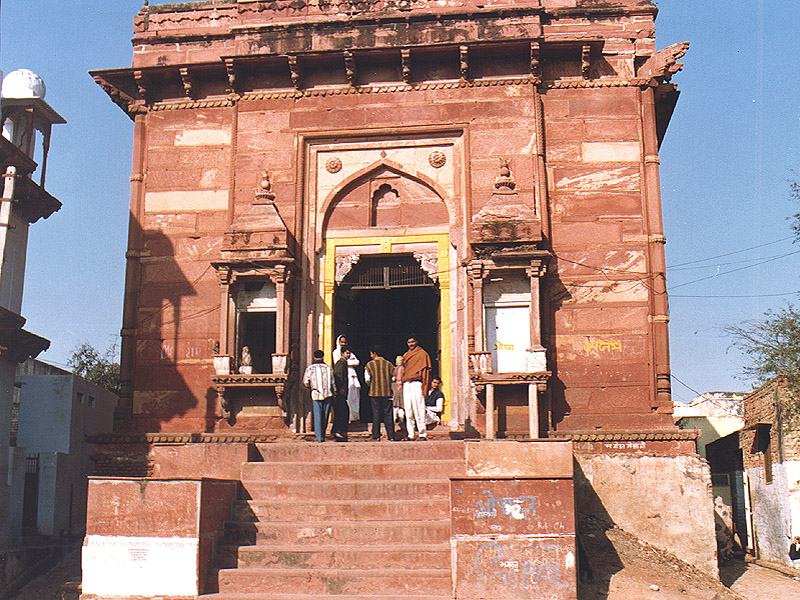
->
<box><xmin>485</xmin><ymin>304</ymin><xmax>530</xmax><ymax>373</ymax></box>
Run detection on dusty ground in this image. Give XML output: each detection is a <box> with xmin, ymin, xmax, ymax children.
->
<box><xmin>579</xmin><ymin>516</ymin><xmax>800</xmax><ymax>600</ymax></box>
<box><xmin>10</xmin><ymin>521</ymin><xmax>800</xmax><ymax>599</ymax></box>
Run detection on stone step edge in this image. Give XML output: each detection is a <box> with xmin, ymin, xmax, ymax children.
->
<box><xmin>225</xmin><ymin>518</ymin><xmax>450</xmax><ymax>528</ymax></box>
<box><xmin>206</xmin><ymin>592</ymin><xmax>452</xmax><ymax>600</ymax></box>
<box><xmin>235</xmin><ymin>497</ymin><xmax>449</xmax><ymax>506</ymax></box>
<box><xmin>240</xmin><ymin>478</ymin><xmax>453</xmax><ymax>484</ymax></box>
<box><xmin>218</xmin><ymin>542</ymin><xmax>450</xmax><ymax>553</ymax></box>
<box><xmin>243</xmin><ymin>458</ymin><xmax>465</xmax><ymax>465</ymax></box>
<box><xmin>216</xmin><ymin>567</ymin><xmax>451</xmax><ymax>576</ymax></box>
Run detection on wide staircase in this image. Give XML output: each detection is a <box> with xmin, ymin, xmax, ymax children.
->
<box><xmin>206</xmin><ymin>440</ymin><xmax>468</xmax><ymax>599</ymax></box>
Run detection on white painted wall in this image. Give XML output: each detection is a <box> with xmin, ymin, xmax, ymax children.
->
<box><xmin>747</xmin><ymin>461</ymin><xmax>793</xmax><ymax>565</ymax></box>
<box><xmin>15</xmin><ymin>368</ymin><xmax>117</xmax><ymax>536</ymax></box>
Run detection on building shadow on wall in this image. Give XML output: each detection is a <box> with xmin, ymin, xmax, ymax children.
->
<box><xmin>546</xmin><ymin>265</ymin><xmax>572</xmax><ymax>429</ymax></box>
<box><xmin>573</xmin><ymin>459</ymin><xmax>622</xmax><ymax>599</ymax></box>
<box><xmin>123</xmin><ymin>216</ymin><xmax>217</xmax><ymax>431</ymax></box>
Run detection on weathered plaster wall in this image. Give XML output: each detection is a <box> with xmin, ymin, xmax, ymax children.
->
<box><xmin>746</xmin><ymin>461</ymin><xmax>793</xmax><ymax>566</ymax></box>
<box><xmin>575</xmin><ymin>453</ymin><xmax>718</xmax><ymax>576</ymax></box>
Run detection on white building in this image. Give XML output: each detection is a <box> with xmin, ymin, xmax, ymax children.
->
<box><xmin>0</xmin><ymin>68</ymin><xmax>64</xmax><ymax>545</ymax></box>
<box><xmin>14</xmin><ymin>360</ymin><xmax>117</xmax><ymax>537</ymax></box>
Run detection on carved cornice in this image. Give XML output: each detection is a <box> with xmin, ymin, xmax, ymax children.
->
<box><xmin>558</xmin><ymin>430</ymin><xmax>699</xmax><ymax>442</ymax></box>
<box><xmin>144</xmin><ymin>77</ymin><xmax>640</xmax><ymax>111</ymax></box>
<box><xmin>87</xmin><ymin>432</ymin><xmax>284</xmax><ymax>444</ymax></box>
<box><xmin>211</xmin><ymin>373</ymin><xmax>289</xmax><ymax>386</ymax></box>
<box><xmin>150</xmin><ymin>97</ymin><xmax>235</xmax><ymax>111</ymax></box>
<box><xmin>470</xmin><ymin>371</ymin><xmax>550</xmax><ymax>384</ymax></box>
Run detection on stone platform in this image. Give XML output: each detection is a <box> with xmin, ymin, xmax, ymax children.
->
<box><xmin>81</xmin><ymin>439</ymin><xmax>577</xmax><ymax>600</ymax></box>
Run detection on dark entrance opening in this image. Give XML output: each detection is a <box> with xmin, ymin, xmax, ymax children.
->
<box><xmin>239</xmin><ymin>312</ymin><xmax>276</xmax><ymax>374</ymax></box>
<box><xmin>334</xmin><ymin>254</ymin><xmax>440</xmax><ymax>420</ymax></box>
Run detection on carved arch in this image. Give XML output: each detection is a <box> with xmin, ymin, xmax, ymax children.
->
<box><xmin>320</xmin><ymin>159</ymin><xmax>453</xmax><ymax>236</ymax></box>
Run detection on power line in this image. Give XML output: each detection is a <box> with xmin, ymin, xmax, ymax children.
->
<box><xmin>668</xmin><ymin>236</ymin><xmax>794</xmax><ymax>268</ymax></box>
<box><xmin>671</xmin><ymin>373</ymin><xmax>710</xmax><ymax>400</ymax></box>
<box><xmin>669</xmin><ymin>249</ymin><xmax>800</xmax><ymax>271</ymax></box>
<box><xmin>671</xmin><ymin>291</ymin><xmax>799</xmax><ymax>298</ymax></box>
<box><xmin>667</xmin><ymin>248</ymin><xmax>800</xmax><ymax>291</ymax></box>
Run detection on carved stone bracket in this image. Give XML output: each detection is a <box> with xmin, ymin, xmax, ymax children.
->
<box><xmin>460</xmin><ymin>45</ymin><xmax>470</xmax><ymax>81</ymax></box>
<box><xmin>268</xmin><ymin>264</ymin><xmax>291</xmax><ymax>286</ymax></box>
<box><xmin>224</xmin><ymin>58</ymin><xmax>239</xmax><ymax>95</ymax></box>
<box><xmin>287</xmin><ymin>55</ymin><xmax>302</xmax><ymax>89</ymax></box>
<box><xmin>344</xmin><ymin>50</ymin><xmax>357</xmax><ymax>86</ymax></box>
<box><xmin>134</xmin><ymin>70</ymin><xmax>151</xmax><ymax>104</ymax></box>
<box><xmin>413</xmin><ymin>251</ymin><xmax>439</xmax><ymax>282</ymax></box>
<box><xmin>581</xmin><ymin>44</ymin><xmax>591</xmax><ymax>79</ymax></box>
<box><xmin>335</xmin><ymin>254</ymin><xmax>361</xmax><ymax>283</ymax></box>
<box><xmin>179</xmin><ymin>67</ymin><xmax>195</xmax><ymax>98</ymax></box>
<box><xmin>526</xmin><ymin>260</ymin><xmax>547</xmax><ymax>279</ymax></box>
<box><xmin>401</xmin><ymin>48</ymin><xmax>412</xmax><ymax>84</ymax></box>
<box><xmin>465</xmin><ymin>259</ymin><xmax>488</xmax><ymax>284</ymax></box>
<box><xmin>637</xmin><ymin>41</ymin><xmax>690</xmax><ymax>83</ymax></box>
<box><xmin>530</xmin><ymin>42</ymin><xmax>541</xmax><ymax>81</ymax></box>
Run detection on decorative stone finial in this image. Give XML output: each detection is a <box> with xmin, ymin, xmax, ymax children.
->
<box><xmin>255</xmin><ymin>171</ymin><xmax>276</xmax><ymax>204</ymax></box>
<box><xmin>494</xmin><ymin>159</ymin><xmax>516</xmax><ymax>191</ymax></box>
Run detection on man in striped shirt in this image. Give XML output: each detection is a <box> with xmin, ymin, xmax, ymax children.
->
<box><xmin>303</xmin><ymin>350</ymin><xmax>335</xmax><ymax>442</ymax></box>
<box><xmin>364</xmin><ymin>345</ymin><xmax>395</xmax><ymax>441</ymax></box>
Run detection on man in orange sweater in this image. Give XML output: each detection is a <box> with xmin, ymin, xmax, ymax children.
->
<box><xmin>401</xmin><ymin>334</ymin><xmax>431</xmax><ymax>440</ymax></box>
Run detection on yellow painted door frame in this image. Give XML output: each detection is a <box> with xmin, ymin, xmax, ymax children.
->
<box><xmin>322</xmin><ymin>233</ymin><xmax>451</xmax><ymax>421</ymax></box>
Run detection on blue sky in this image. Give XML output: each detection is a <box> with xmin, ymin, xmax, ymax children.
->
<box><xmin>1</xmin><ymin>1</ymin><xmax>798</xmax><ymax>402</ymax></box>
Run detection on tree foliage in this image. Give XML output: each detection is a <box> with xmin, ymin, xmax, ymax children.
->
<box><xmin>727</xmin><ymin>306</ymin><xmax>800</xmax><ymax>386</ymax></box>
<box><xmin>68</xmin><ymin>342</ymin><xmax>121</xmax><ymax>394</ymax></box>
<box><xmin>726</xmin><ymin>176</ymin><xmax>800</xmax><ymax>424</ymax></box>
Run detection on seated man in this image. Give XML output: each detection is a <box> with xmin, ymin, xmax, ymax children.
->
<box><xmin>424</xmin><ymin>377</ymin><xmax>444</xmax><ymax>426</ymax></box>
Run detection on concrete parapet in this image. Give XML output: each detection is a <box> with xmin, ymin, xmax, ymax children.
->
<box><xmin>574</xmin><ymin>452</ymin><xmax>718</xmax><ymax>577</ymax></box>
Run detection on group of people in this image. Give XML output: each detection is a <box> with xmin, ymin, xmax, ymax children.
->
<box><xmin>302</xmin><ymin>334</ymin><xmax>444</xmax><ymax>442</ymax></box>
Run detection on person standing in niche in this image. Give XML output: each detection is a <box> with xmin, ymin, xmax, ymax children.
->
<box><xmin>332</xmin><ymin>346</ymin><xmax>352</xmax><ymax>442</ymax></box>
<box><xmin>333</xmin><ymin>334</ymin><xmax>361</xmax><ymax>422</ymax></box>
<box><xmin>401</xmin><ymin>334</ymin><xmax>431</xmax><ymax>441</ymax></box>
<box><xmin>364</xmin><ymin>345</ymin><xmax>395</xmax><ymax>441</ymax></box>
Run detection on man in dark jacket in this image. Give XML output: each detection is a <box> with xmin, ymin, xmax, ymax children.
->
<box><xmin>332</xmin><ymin>347</ymin><xmax>351</xmax><ymax>442</ymax></box>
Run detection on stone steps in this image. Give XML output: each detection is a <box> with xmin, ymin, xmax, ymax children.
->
<box><xmin>216</xmin><ymin>567</ymin><xmax>452</xmax><ymax>596</ymax></box>
<box><xmin>240</xmin><ymin>459</ymin><xmax>464</xmax><ymax>480</ymax></box>
<box><xmin>231</xmin><ymin>497</ymin><xmax>449</xmax><ymax>522</ymax></box>
<box><xmin>216</xmin><ymin>543</ymin><xmax>450</xmax><ymax>570</ymax></box>
<box><xmin>240</xmin><ymin>478</ymin><xmax>453</xmax><ymax>501</ymax></box>
<box><xmin>211</xmin><ymin>440</ymin><xmax>467</xmax><ymax>598</ymax></box>
<box><xmin>223</xmin><ymin>519</ymin><xmax>451</xmax><ymax>546</ymax></box>
<box><xmin>253</xmin><ymin>440</ymin><xmax>465</xmax><ymax>462</ymax></box>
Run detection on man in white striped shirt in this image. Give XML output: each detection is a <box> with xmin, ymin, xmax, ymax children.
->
<box><xmin>303</xmin><ymin>350</ymin><xmax>336</xmax><ymax>442</ymax></box>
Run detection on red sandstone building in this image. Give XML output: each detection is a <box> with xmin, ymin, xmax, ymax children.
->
<box><xmin>83</xmin><ymin>2</ymin><xmax>716</xmax><ymax>598</ymax></box>
<box><xmin>92</xmin><ymin>0</ymin><xmax>687</xmax><ymax>439</ymax></box>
